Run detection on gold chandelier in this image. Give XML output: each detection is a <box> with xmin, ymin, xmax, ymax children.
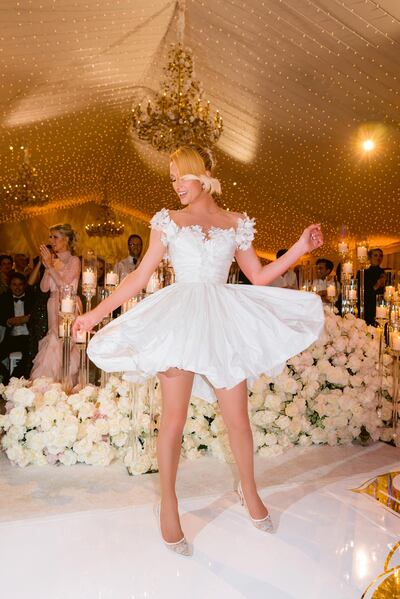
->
<box><xmin>85</xmin><ymin>202</ymin><xmax>124</xmax><ymax>238</ymax></box>
<box><xmin>2</xmin><ymin>146</ymin><xmax>49</xmax><ymax>208</ymax></box>
<box><xmin>131</xmin><ymin>2</ymin><xmax>223</xmax><ymax>153</ymax></box>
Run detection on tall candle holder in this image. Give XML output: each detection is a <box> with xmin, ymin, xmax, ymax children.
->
<box><xmin>82</xmin><ymin>250</ymin><xmax>97</xmax><ymax>312</ymax></box>
<box><xmin>75</xmin><ymin>329</ymin><xmax>88</xmax><ymax>388</ymax></box>
<box><xmin>60</xmin><ymin>285</ymin><xmax>76</xmax><ymax>392</ymax></box>
<box><xmin>340</xmin><ymin>260</ymin><xmax>353</xmax><ymax>316</ymax></box>
<box><xmin>389</xmin><ymin>326</ymin><xmax>400</xmax><ymax>446</ymax></box>
<box><xmin>342</xmin><ymin>278</ymin><xmax>358</xmax><ymax>316</ymax></box>
<box><xmin>356</xmin><ymin>241</ymin><xmax>368</xmax><ymax>320</ymax></box>
<box><xmin>126</xmin><ymin>379</ymin><xmax>158</xmax><ymax>475</ymax></box>
<box><xmin>376</xmin><ymin>298</ymin><xmax>390</xmax><ymax>419</ymax></box>
<box><xmin>326</xmin><ymin>276</ymin><xmax>338</xmax><ymax>312</ymax></box>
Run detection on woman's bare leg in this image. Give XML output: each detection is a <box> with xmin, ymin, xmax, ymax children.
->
<box><xmin>215</xmin><ymin>381</ymin><xmax>268</xmax><ymax>519</ymax></box>
<box><xmin>157</xmin><ymin>368</ymin><xmax>194</xmax><ymax>542</ymax></box>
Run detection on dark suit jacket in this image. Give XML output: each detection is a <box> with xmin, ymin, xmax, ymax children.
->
<box><xmin>0</xmin><ymin>289</ymin><xmax>35</xmax><ymax>336</ymax></box>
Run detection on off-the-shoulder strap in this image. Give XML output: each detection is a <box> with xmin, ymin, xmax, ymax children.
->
<box><xmin>150</xmin><ymin>208</ymin><xmax>173</xmax><ymax>246</ymax></box>
<box><xmin>235</xmin><ymin>214</ymin><xmax>256</xmax><ymax>250</ymax></box>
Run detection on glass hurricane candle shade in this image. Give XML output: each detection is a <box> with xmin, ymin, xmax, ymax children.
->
<box><xmin>376</xmin><ymin>298</ymin><xmax>390</xmax><ymax>324</ymax></box>
<box><xmin>60</xmin><ymin>285</ymin><xmax>76</xmax><ymax>315</ymax></box>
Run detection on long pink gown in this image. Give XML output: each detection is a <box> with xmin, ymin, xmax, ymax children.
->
<box><xmin>31</xmin><ymin>251</ymin><xmax>81</xmax><ymax>383</ymax></box>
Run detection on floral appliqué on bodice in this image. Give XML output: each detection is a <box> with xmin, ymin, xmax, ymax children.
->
<box><xmin>150</xmin><ymin>208</ymin><xmax>255</xmax><ymax>284</ymax></box>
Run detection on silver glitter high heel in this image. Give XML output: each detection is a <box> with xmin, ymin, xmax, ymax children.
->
<box><xmin>153</xmin><ymin>502</ymin><xmax>191</xmax><ymax>556</ymax></box>
<box><xmin>237</xmin><ymin>482</ymin><xmax>274</xmax><ymax>533</ymax></box>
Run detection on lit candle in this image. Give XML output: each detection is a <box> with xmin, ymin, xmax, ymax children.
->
<box><xmin>342</xmin><ymin>261</ymin><xmax>353</xmax><ymax>275</ymax></box>
<box><xmin>391</xmin><ymin>331</ymin><xmax>400</xmax><ymax>351</ymax></box>
<box><xmin>105</xmin><ymin>271</ymin><xmax>119</xmax><ymax>286</ymax></box>
<box><xmin>312</xmin><ymin>285</ymin><xmax>317</xmax><ymax>294</ymax></box>
<box><xmin>348</xmin><ymin>289</ymin><xmax>357</xmax><ymax>300</ymax></box>
<box><xmin>384</xmin><ymin>286</ymin><xmax>394</xmax><ymax>301</ymax></box>
<box><xmin>327</xmin><ymin>284</ymin><xmax>336</xmax><ymax>298</ymax></box>
<box><xmin>376</xmin><ymin>306</ymin><xmax>389</xmax><ymax>320</ymax></box>
<box><xmin>357</xmin><ymin>245</ymin><xmax>367</xmax><ymax>260</ymax></box>
<box><xmin>75</xmin><ymin>329</ymin><xmax>86</xmax><ymax>344</ymax></box>
<box><xmin>338</xmin><ymin>241</ymin><xmax>348</xmax><ymax>254</ymax></box>
<box><xmin>82</xmin><ymin>269</ymin><xmax>96</xmax><ymax>286</ymax></box>
<box><xmin>61</xmin><ymin>297</ymin><xmax>75</xmax><ymax>313</ymax></box>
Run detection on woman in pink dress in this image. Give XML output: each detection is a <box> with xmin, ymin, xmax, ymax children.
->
<box><xmin>31</xmin><ymin>224</ymin><xmax>81</xmax><ymax>383</ymax></box>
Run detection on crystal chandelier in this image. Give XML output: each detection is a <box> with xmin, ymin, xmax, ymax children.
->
<box><xmin>2</xmin><ymin>146</ymin><xmax>49</xmax><ymax>208</ymax></box>
<box><xmin>85</xmin><ymin>202</ymin><xmax>124</xmax><ymax>238</ymax></box>
<box><xmin>131</xmin><ymin>2</ymin><xmax>223</xmax><ymax>153</ymax></box>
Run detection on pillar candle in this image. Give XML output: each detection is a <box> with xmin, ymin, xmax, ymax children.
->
<box><xmin>327</xmin><ymin>284</ymin><xmax>336</xmax><ymax>298</ymax></box>
<box><xmin>105</xmin><ymin>271</ymin><xmax>119</xmax><ymax>286</ymax></box>
<box><xmin>61</xmin><ymin>298</ymin><xmax>75</xmax><ymax>313</ymax></box>
<box><xmin>390</xmin><ymin>331</ymin><xmax>400</xmax><ymax>350</ymax></box>
<box><xmin>82</xmin><ymin>270</ymin><xmax>96</xmax><ymax>286</ymax></box>
<box><xmin>376</xmin><ymin>306</ymin><xmax>389</xmax><ymax>319</ymax></box>
<box><xmin>342</xmin><ymin>262</ymin><xmax>353</xmax><ymax>275</ymax></box>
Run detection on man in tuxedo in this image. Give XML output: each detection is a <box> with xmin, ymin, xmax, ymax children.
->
<box><xmin>0</xmin><ymin>273</ymin><xmax>34</xmax><ymax>384</ymax></box>
<box><xmin>115</xmin><ymin>234</ymin><xmax>143</xmax><ymax>280</ymax></box>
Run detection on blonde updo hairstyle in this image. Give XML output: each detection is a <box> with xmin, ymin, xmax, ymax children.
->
<box><xmin>170</xmin><ymin>145</ymin><xmax>221</xmax><ymax>195</ymax></box>
<box><xmin>49</xmin><ymin>223</ymin><xmax>77</xmax><ymax>252</ymax></box>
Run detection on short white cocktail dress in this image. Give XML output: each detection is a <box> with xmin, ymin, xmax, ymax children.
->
<box><xmin>87</xmin><ymin>209</ymin><xmax>324</xmax><ymax>402</ymax></box>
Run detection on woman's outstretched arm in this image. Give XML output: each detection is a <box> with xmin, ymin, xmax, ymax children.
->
<box><xmin>236</xmin><ymin>224</ymin><xmax>323</xmax><ymax>286</ymax></box>
<box><xmin>72</xmin><ymin>229</ymin><xmax>165</xmax><ymax>335</ymax></box>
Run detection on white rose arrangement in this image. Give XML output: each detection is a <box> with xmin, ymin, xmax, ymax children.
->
<box><xmin>0</xmin><ymin>309</ymin><xmax>395</xmax><ymax>474</ymax></box>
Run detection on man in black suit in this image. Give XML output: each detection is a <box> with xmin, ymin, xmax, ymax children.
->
<box><xmin>0</xmin><ymin>273</ymin><xmax>34</xmax><ymax>384</ymax></box>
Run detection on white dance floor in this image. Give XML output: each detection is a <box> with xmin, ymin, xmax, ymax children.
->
<box><xmin>0</xmin><ymin>443</ymin><xmax>399</xmax><ymax>599</ymax></box>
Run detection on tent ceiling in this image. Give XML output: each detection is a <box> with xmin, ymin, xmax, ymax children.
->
<box><xmin>1</xmin><ymin>0</ymin><xmax>399</xmax><ymax>258</ymax></box>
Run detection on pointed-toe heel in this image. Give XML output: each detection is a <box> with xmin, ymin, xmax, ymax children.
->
<box><xmin>153</xmin><ymin>502</ymin><xmax>191</xmax><ymax>556</ymax></box>
<box><xmin>237</xmin><ymin>482</ymin><xmax>274</xmax><ymax>533</ymax></box>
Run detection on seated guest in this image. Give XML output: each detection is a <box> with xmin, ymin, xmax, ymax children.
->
<box><xmin>13</xmin><ymin>253</ymin><xmax>31</xmax><ymax>276</ymax></box>
<box><xmin>363</xmin><ymin>248</ymin><xmax>385</xmax><ymax>326</ymax></box>
<box><xmin>268</xmin><ymin>249</ymin><xmax>298</xmax><ymax>289</ymax></box>
<box><xmin>115</xmin><ymin>234</ymin><xmax>143</xmax><ymax>280</ymax></box>
<box><xmin>0</xmin><ymin>273</ymin><xmax>34</xmax><ymax>384</ymax></box>
<box><xmin>312</xmin><ymin>258</ymin><xmax>334</xmax><ymax>300</ymax></box>
<box><xmin>0</xmin><ymin>254</ymin><xmax>13</xmax><ymax>295</ymax></box>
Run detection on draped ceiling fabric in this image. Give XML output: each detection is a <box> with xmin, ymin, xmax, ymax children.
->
<box><xmin>0</xmin><ymin>0</ymin><xmax>399</xmax><ymax>261</ymax></box>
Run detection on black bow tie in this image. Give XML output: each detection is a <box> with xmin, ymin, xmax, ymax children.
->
<box><xmin>13</xmin><ymin>296</ymin><xmax>25</xmax><ymax>302</ymax></box>
<box><xmin>131</xmin><ymin>257</ymin><xmax>137</xmax><ymax>265</ymax></box>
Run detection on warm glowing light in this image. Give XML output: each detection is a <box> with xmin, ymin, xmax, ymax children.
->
<box><xmin>362</xmin><ymin>139</ymin><xmax>375</xmax><ymax>152</ymax></box>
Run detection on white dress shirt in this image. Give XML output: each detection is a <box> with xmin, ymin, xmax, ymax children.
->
<box><xmin>11</xmin><ymin>296</ymin><xmax>29</xmax><ymax>336</ymax></box>
<box><xmin>268</xmin><ymin>270</ymin><xmax>298</xmax><ymax>289</ymax></box>
<box><xmin>114</xmin><ymin>256</ymin><xmax>141</xmax><ymax>280</ymax></box>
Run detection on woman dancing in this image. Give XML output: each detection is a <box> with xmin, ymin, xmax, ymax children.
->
<box><xmin>73</xmin><ymin>145</ymin><xmax>324</xmax><ymax>556</ymax></box>
<box><xmin>31</xmin><ymin>224</ymin><xmax>81</xmax><ymax>384</ymax></box>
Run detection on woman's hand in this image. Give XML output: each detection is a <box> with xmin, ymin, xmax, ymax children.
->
<box><xmin>40</xmin><ymin>244</ymin><xmax>54</xmax><ymax>269</ymax></box>
<box><xmin>298</xmin><ymin>224</ymin><xmax>323</xmax><ymax>254</ymax></box>
<box><xmin>72</xmin><ymin>311</ymin><xmax>99</xmax><ymax>337</ymax></box>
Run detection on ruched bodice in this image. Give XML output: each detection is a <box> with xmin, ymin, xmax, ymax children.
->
<box><xmin>88</xmin><ymin>207</ymin><xmax>324</xmax><ymax>403</ymax></box>
<box><xmin>150</xmin><ymin>208</ymin><xmax>255</xmax><ymax>284</ymax></box>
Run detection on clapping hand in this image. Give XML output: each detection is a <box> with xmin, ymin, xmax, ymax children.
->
<box><xmin>39</xmin><ymin>244</ymin><xmax>54</xmax><ymax>268</ymax></box>
<box><xmin>299</xmin><ymin>224</ymin><xmax>323</xmax><ymax>253</ymax></box>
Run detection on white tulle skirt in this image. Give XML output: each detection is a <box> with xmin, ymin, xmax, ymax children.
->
<box><xmin>87</xmin><ymin>283</ymin><xmax>324</xmax><ymax>403</ymax></box>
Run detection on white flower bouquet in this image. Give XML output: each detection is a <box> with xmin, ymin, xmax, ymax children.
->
<box><xmin>0</xmin><ymin>309</ymin><xmax>395</xmax><ymax>473</ymax></box>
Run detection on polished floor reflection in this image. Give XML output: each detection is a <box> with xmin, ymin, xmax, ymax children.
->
<box><xmin>0</xmin><ymin>443</ymin><xmax>399</xmax><ymax>599</ymax></box>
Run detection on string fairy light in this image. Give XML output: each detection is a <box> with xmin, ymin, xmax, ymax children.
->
<box><xmin>0</xmin><ymin>0</ymin><xmax>399</xmax><ymax>257</ymax></box>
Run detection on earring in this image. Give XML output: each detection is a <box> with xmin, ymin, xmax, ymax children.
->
<box><xmin>201</xmin><ymin>183</ymin><xmax>206</xmax><ymax>190</ymax></box>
